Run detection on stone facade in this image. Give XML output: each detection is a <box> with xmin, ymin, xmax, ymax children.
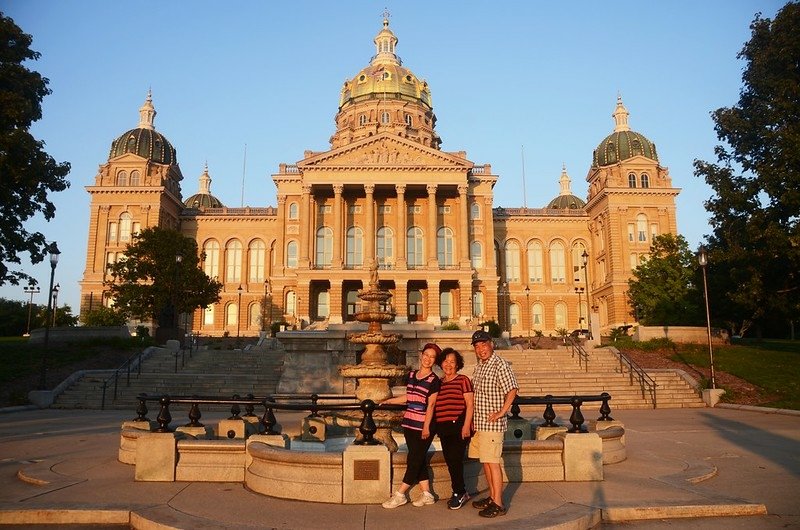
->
<box><xmin>80</xmin><ymin>18</ymin><xmax>679</xmax><ymax>337</ymax></box>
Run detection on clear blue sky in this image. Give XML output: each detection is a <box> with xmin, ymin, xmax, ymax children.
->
<box><xmin>0</xmin><ymin>0</ymin><xmax>785</xmax><ymax>313</ymax></box>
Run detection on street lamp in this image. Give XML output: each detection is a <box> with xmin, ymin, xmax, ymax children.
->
<box><xmin>40</xmin><ymin>242</ymin><xmax>60</xmax><ymax>389</ymax></box>
<box><xmin>574</xmin><ymin>286</ymin><xmax>585</xmax><ymax>331</ymax></box>
<box><xmin>264</xmin><ymin>279</ymin><xmax>272</xmax><ymax>336</ymax></box>
<box><xmin>581</xmin><ymin>250</ymin><xmax>593</xmax><ymax>339</ymax></box>
<box><xmin>237</xmin><ymin>284</ymin><xmax>243</xmax><ymax>345</ymax></box>
<box><xmin>524</xmin><ymin>285</ymin><xmax>531</xmax><ymax>348</ymax></box>
<box><xmin>23</xmin><ymin>284</ymin><xmax>40</xmax><ymax>336</ymax></box>
<box><xmin>499</xmin><ymin>282</ymin><xmax>509</xmax><ymax>334</ymax></box>
<box><xmin>51</xmin><ymin>283</ymin><xmax>60</xmax><ymax>326</ymax></box>
<box><xmin>697</xmin><ymin>246</ymin><xmax>716</xmax><ymax>389</ymax></box>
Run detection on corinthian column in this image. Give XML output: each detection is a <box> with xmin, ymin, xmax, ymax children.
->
<box><xmin>365</xmin><ymin>183</ymin><xmax>375</xmax><ymax>266</ymax></box>
<box><xmin>395</xmin><ymin>184</ymin><xmax>406</xmax><ymax>268</ymax></box>
<box><xmin>332</xmin><ymin>184</ymin><xmax>344</xmax><ymax>268</ymax></box>
<box><xmin>426</xmin><ymin>184</ymin><xmax>438</xmax><ymax>267</ymax></box>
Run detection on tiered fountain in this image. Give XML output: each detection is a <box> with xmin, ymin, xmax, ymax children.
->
<box><xmin>336</xmin><ymin>261</ymin><xmax>407</xmax><ymax>450</ymax></box>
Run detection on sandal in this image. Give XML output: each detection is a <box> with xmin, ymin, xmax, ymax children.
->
<box><xmin>478</xmin><ymin>501</ymin><xmax>507</xmax><ymax>518</ymax></box>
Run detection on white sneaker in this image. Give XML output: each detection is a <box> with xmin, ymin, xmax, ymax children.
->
<box><xmin>382</xmin><ymin>491</ymin><xmax>408</xmax><ymax>509</ymax></box>
<box><xmin>412</xmin><ymin>491</ymin><xmax>436</xmax><ymax>507</ymax></box>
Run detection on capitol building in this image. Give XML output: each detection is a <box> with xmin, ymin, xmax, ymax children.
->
<box><xmin>79</xmin><ymin>18</ymin><xmax>679</xmax><ymax>337</ymax></box>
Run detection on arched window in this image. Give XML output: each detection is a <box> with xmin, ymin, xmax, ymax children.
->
<box><xmin>641</xmin><ymin>173</ymin><xmax>650</xmax><ymax>188</ymax></box>
<box><xmin>249</xmin><ymin>239</ymin><xmax>266</xmax><ymax>282</ymax></box>
<box><xmin>408</xmin><ymin>290</ymin><xmax>423</xmax><ymax>321</ymax></box>
<box><xmin>225</xmin><ymin>240</ymin><xmax>243</xmax><ymax>283</ymax></box>
<box><xmin>226</xmin><ymin>303</ymin><xmax>238</xmax><ymax>327</ymax></box>
<box><xmin>116</xmin><ymin>171</ymin><xmax>128</xmax><ymax>186</ymax></box>
<box><xmin>504</xmin><ymin>240</ymin><xmax>521</xmax><ymax>282</ymax></box>
<box><xmin>407</xmin><ymin>227</ymin><xmax>424</xmax><ymax>267</ymax></box>
<box><xmin>527</xmin><ymin>240</ymin><xmax>543</xmax><ymax>283</ymax></box>
<box><xmin>509</xmin><ymin>303</ymin><xmax>520</xmax><ymax>327</ymax></box>
<box><xmin>549</xmin><ymin>241</ymin><xmax>566</xmax><ymax>283</ymax></box>
<box><xmin>316</xmin><ymin>227</ymin><xmax>333</xmax><ymax>267</ymax></box>
<box><xmin>119</xmin><ymin>213</ymin><xmax>133</xmax><ymax>242</ymax></box>
<box><xmin>288</xmin><ymin>202</ymin><xmax>299</xmax><ymax>219</ymax></box>
<box><xmin>129</xmin><ymin>170</ymin><xmax>140</xmax><ymax>186</ymax></box>
<box><xmin>470</xmin><ymin>202</ymin><xmax>481</xmax><ymax>220</ymax></box>
<box><xmin>637</xmin><ymin>214</ymin><xmax>648</xmax><ymax>242</ymax></box>
<box><xmin>286</xmin><ymin>291</ymin><xmax>297</xmax><ymax>318</ymax></box>
<box><xmin>381</xmin><ymin>111</ymin><xmax>390</xmax><ymax>124</ymax></box>
<box><xmin>437</xmin><ymin>227</ymin><xmax>455</xmax><ymax>267</ymax></box>
<box><xmin>286</xmin><ymin>241</ymin><xmax>298</xmax><ymax>268</ymax></box>
<box><xmin>203</xmin><ymin>305</ymin><xmax>214</xmax><ymax>326</ymax></box>
<box><xmin>472</xmin><ymin>291</ymin><xmax>484</xmax><ymax>317</ymax></box>
<box><xmin>532</xmin><ymin>302</ymin><xmax>544</xmax><ymax>329</ymax></box>
<box><xmin>249</xmin><ymin>303</ymin><xmax>261</xmax><ymax>329</ymax></box>
<box><xmin>440</xmin><ymin>291</ymin><xmax>452</xmax><ymax>320</ymax></box>
<box><xmin>628</xmin><ymin>173</ymin><xmax>637</xmax><ymax>188</ymax></box>
<box><xmin>359</xmin><ymin>114</ymin><xmax>367</xmax><ymax>126</ymax></box>
<box><xmin>404</xmin><ymin>113</ymin><xmax>412</xmax><ymax>126</ymax></box>
<box><xmin>470</xmin><ymin>241</ymin><xmax>483</xmax><ymax>269</ymax></box>
<box><xmin>571</xmin><ymin>241</ymin><xmax>587</xmax><ymax>281</ymax></box>
<box><xmin>203</xmin><ymin>240</ymin><xmax>220</xmax><ymax>278</ymax></box>
<box><xmin>317</xmin><ymin>291</ymin><xmax>329</xmax><ymax>319</ymax></box>
<box><xmin>346</xmin><ymin>226</ymin><xmax>364</xmax><ymax>267</ymax></box>
<box><xmin>376</xmin><ymin>226</ymin><xmax>394</xmax><ymax>266</ymax></box>
<box><xmin>555</xmin><ymin>302</ymin><xmax>567</xmax><ymax>329</ymax></box>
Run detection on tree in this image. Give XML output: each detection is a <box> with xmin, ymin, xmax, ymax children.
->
<box><xmin>0</xmin><ymin>13</ymin><xmax>71</xmax><ymax>286</ymax></box>
<box><xmin>105</xmin><ymin>227</ymin><xmax>222</xmax><ymax>327</ymax></box>
<box><xmin>0</xmin><ymin>297</ymin><xmax>29</xmax><ymax>335</ymax></box>
<box><xmin>694</xmin><ymin>2</ymin><xmax>800</xmax><ymax>337</ymax></box>
<box><xmin>627</xmin><ymin>234</ymin><xmax>704</xmax><ymax>326</ymax></box>
<box><xmin>81</xmin><ymin>306</ymin><xmax>127</xmax><ymax>327</ymax></box>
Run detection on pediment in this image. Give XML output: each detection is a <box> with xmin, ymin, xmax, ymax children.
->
<box><xmin>298</xmin><ymin>134</ymin><xmax>472</xmax><ymax>170</ymax></box>
<box><xmin>107</xmin><ymin>152</ymin><xmax>149</xmax><ymax>164</ymax></box>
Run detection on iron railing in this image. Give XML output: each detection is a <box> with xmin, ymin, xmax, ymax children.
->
<box><xmin>609</xmin><ymin>348</ymin><xmax>658</xmax><ymax>408</ymax></box>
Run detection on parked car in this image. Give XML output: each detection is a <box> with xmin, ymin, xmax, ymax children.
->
<box><xmin>570</xmin><ymin>329</ymin><xmax>589</xmax><ymax>338</ymax></box>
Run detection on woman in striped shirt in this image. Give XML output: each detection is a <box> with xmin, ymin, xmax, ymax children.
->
<box><xmin>434</xmin><ymin>347</ymin><xmax>474</xmax><ymax>510</ymax></box>
<box><xmin>380</xmin><ymin>343</ymin><xmax>441</xmax><ymax>509</ymax></box>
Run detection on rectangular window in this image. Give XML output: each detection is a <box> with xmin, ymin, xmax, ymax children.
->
<box><xmin>348</xmin><ymin>205</ymin><xmax>362</xmax><ymax>214</ymax></box>
<box><xmin>628</xmin><ymin>224</ymin><xmax>635</xmax><ymax>242</ymax></box>
<box><xmin>108</xmin><ymin>222</ymin><xmax>118</xmax><ymax>244</ymax></box>
<box><xmin>318</xmin><ymin>205</ymin><xmax>332</xmax><ymax>214</ymax></box>
<box><xmin>378</xmin><ymin>205</ymin><xmax>391</xmax><ymax>214</ymax></box>
<box><xmin>437</xmin><ymin>205</ymin><xmax>451</xmax><ymax>214</ymax></box>
<box><xmin>408</xmin><ymin>205</ymin><xmax>421</xmax><ymax>214</ymax></box>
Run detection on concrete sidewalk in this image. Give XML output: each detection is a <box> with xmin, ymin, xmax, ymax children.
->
<box><xmin>0</xmin><ymin>406</ymin><xmax>798</xmax><ymax>529</ymax></box>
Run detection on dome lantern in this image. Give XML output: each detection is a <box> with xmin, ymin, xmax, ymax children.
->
<box><xmin>546</xmin><ymin>165</ymin><xmax>586</xmax><ymax>209</ymax></box>
<box><xmin>592</xmin><ymin>96</ymin><xmax>658</xmax><ymax>167</ymax></box>
<box><xmin>109</xmin><ymin>91</ymin><xmax>177</xmax><ymax>165</ymax></box>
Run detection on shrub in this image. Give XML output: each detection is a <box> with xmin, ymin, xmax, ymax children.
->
<box><xmin>441</xmin><ymin>321</ymin><xmax>460</xmax><ymax>330</ymax></box>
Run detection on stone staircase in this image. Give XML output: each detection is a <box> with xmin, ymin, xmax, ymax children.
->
<box><xmin>52</xmin><ymin>345</ymin><xmax>286</xmax><ymax>411</ymax></box>
<box><xmin>461</xmin><ymin>345</ymin><xmax>705</xmax><ymax>410</ymax></box>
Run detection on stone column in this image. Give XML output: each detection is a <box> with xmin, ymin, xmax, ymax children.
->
<box><xmin>275</xmin><ymin>195</ymin><xmax>286</xmax><ymax>275</ymax></box>
<box><xmin>332</xmin><ymin>184</ymin><xmax>344</xmax><ymax>268</ymax></box>
<box><xmin>459</xmin><ymin>281</ymin><xmax>471</xmax><ymax>325</ymax></box>
<box><xmin>395</xmin><ymin>184</ymin><xmax>406</xmax><ymax>268</ymax></box>
<box><xmin>394</xmin><ymin>280</ymin><xmax>408</xmax><ymax>324</ymax></box>
<box><xmin>299</xmin><ymin>184</ymin><xmax>312</xmax><ymax>268</ymax></box>
<box><xmin>458</xmin><ymin>184</ymin><xmax>470</xmax><ymax>268</ymax></box>
<box><xmin>426</xmin><ymin>184</ymin><xmax>438</xmax><ymax>267</ymax></box>
<box><xmin>364</xmin><ymin>183</ymin><xmax>375</xmax><ymax>266</ymax></box>
<box><xmin>426</xmin><ymin>280</ymin><xmax>440</xmax><ymax>324</ymax></box>
<box><xmin>484</xmin><ymin>195</ymin><xmax>496</xmax><ymax>270</ymax></box>
<box><xmin>329</xmin><ymin>279</ymin><xmax>343</xmax><ymax>325</ymax></box>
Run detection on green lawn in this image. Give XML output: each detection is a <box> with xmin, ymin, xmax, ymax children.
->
<box><xmin>670</xmin><ymin>339</ymin><xmax>800</xmax><ymax>410</ymax></box>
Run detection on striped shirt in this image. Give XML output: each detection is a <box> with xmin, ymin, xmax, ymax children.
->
<box><xmin>472</xmin><ymin>353</ymin><xmax>518</xmax><ymax>432</ymax></box>
<box><xmin>434</xmin><ymin>375</ymin><xmax>474</xmax><ymax>423</ymax></box>
<box><xmin>402</xmin><ymin>370</ymin><xmax>441</xmax><ymax>431</ymax></box>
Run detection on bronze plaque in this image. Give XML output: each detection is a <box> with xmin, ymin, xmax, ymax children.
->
<box><xmin>353</xmin><ymin>460</ymin><xmax>380</xmax><ymax>481</ymax></box>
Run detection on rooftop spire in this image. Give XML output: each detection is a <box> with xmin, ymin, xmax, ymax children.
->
<box><xmin>137</xmin><ymin>89</ymin><xmax>156</xmax><ymax>130</ymax></box>
<box><xmin>372</xmin><ymin>11</ymin><xmax>400</xmax><ymax>66</ymax></box>
<box><xmin>613</xmin><ymin>95</ymin><xmax>630</xmax><ymax>132</ymax></box>
<box><xmin>199</xmin><ymin>162</ymin><xmax>212</xmax><ymax>194</ymax></box>
<box><xmin>558</xmin><ymin>164</ymin><xmax>573</xmax><ymax>196</ymax></box>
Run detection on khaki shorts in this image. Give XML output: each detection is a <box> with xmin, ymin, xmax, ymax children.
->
<box><xmin>468</xmin><ymin>431</ymin><xmax>504</xmax><ymax>463</ymax></box>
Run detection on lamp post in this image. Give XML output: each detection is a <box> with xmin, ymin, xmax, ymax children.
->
<box><xmin>237</xmin><ymin>284</ymin><xmax>243</xmax><ymax>345</ymax></box>
<box><xmin>499</xmin><ymin>282</ymin><xmax>508</xmax><ymax>334</ymax></box>
<box><xmin>51</xmin><ymin>283</ymin><xmax>60</xmax><ymax>326</ymax></box>
<box><xmin>40</xmin><ymin>242</ymin><xmax>60</xmax><ymax>389</ymax></box>
<box><xmin>23</xmin><ymin>284</ymin><xmax>40</xmax><ymax>336</ymax></box>
<box><xmin>574</xmin><ymin>286</ymin><xmax>585</xmax><ymax>331</ymax></box>
<box><xmin>264</xmin><ymin>279</ymin><xmax>272</xmax><ymax>336</ymax></box>
<box><xmin>524</xmin><ymin>285</ymin><xmax>531</xmax><ymax>348</ymax></box>
<box><xmin>697</xmin><ymin>246</ymin><xmax>716</xmax><ymax>389</ymax></box>
<box><xmin>581</xmin><ymin>250</ymin><xmax>593</xmax><ymax>339</ymax></box>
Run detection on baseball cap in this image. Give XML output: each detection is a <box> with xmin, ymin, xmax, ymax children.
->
<box><xmin>471</xmin><ymin>330</ymin><xmax>492</xmax><ymax>345</ymax></box>
<box><xmin>420</xmin><ymin>342</ymin><xmax>442</xmax><ymax>356</ymax></box>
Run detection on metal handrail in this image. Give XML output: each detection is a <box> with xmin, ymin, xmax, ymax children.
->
<box><xmin>565</xmin><ymin>336</ymin><xmax>589</xmax><ymax>371</ymax></box>
<box><xmin>609</xmin><ymin>347</ymin><xmax>658</xmax><ymax>408</ymax></box>
<box><xmin>100</xmin><ymin>347</ymin><xmax>155</xmax><ymax>410</ymax></box>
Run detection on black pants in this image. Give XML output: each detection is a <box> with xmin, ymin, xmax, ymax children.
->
<box><xmin>402</xmin><ymin>427</ymin><xmax>434</xmax><ymax>485</ymax></box>
<box><xmin>436</xmin><ymin>420</ymin><xmax>469</xmax><ymax>495</ymax></box>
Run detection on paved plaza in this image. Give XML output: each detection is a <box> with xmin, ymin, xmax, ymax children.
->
<box><xmin>0</xmin><ymin>405</ymin><xmax>798</xmax><ymax>529</ymax></box>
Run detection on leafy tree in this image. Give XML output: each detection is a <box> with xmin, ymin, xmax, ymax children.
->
<box><xmin>694</xmin><ymin>2</ymin><xmax>800</xmax><ymax>337</ymax></box>
<box><xmin>0</xmin><ymin>13</ymin><xmax>71</xmax><ymax>286</ymax></box>
<box><xmin>81</xmin><ymin>306</ymin><xmax>127</xmax><ymax>327</ymax></box>
<box><xmin>0</xmin><ymin>297</ymin><xmax>29</xmax><ymax>335</ymax></box>
<box><xmin>105</xmin><ymin>227</ymin><xmax>222</xmax><ymax>327</ymax></box>
<box><xmin>627</xmin><ymin>234</ymin><xmax>704</xmax><ymax>326</ymax></box>
<box><xmin>33</xmin><ymin>303</ymin><xmax>78</xmax><ymax>328</ymax></box>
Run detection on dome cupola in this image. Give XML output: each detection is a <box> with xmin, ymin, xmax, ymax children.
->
<box><xmin>109</xmin><ymin>90</ymin><xmax>177</xmax><ymax>165</ymax></box>
<box><xmin>592</xmin><ymin>96</ymin><xmax>658</xmax><ymax>167</ymax></box>
<box><xmin>546</xmin><ymin>165</ymin><xmax>586</xmax><ymax>209</ymax></box>
<box><xmin>183</xmin><ymin>163</ymin><xmax>224</xmax><ymax>209</ymax></box>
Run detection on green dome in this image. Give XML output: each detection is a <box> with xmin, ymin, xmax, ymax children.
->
<box><xmin>546</xmin><ymin>194</ymin><xmax>586</xmax><ymax>209</ymax></box>
<box><xmin>592</xmin><ymin>130</ymin><xmax>658</xmax><ymax>167</ymax></box>
<box><xmin>184</xmin><ymin>192</ymin><xmax>224</xmax><ymax>209</ymax></box>
<box><xmin>109</xmin><ymin>127</ymin><xmax>177</xmax><ymax>165</ymax></box>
